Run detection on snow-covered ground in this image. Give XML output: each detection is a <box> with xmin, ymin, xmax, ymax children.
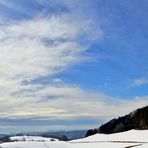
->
<box><xmin>71</xmin><ymin>129</ymin><xmax>148</xmax><ymax>143</ymax></box>
<box><xmin>1</xmin><ymin>130</ymin><xmax>148</xmax><ymax>148</ymax></box>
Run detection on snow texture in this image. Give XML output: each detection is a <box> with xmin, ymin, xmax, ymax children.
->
<box><xmin>1</xmin><ymin>130</ymin><xmax>148</xmax><ymax>148</ymax></box>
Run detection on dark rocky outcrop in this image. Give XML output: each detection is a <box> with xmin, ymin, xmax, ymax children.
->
<box><xmin>85</xmin><ymin>106</ymin><xmax>148</xmax><ymax>137</ymax></box>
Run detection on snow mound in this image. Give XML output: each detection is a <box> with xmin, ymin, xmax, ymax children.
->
<box><xmin>10</xmin><ymin>135</ymin><xmax>59</xmax><ymax>142</ymax></box>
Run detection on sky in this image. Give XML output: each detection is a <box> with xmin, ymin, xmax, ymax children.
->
<box><xmin>0</xmin><ymin>0</ymin><xmax>148</xmax><ymax>133</ymax></box>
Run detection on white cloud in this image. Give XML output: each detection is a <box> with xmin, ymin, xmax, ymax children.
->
<box><xmin>0</xmin><ymin>83</ymin><xmax>148</xmax><ymax>122</ymax></box>
<box><xmin>0</xmin><ymin>12</ymin><xmax>104</xmax><ymax>79</ymax></box>
<box><xmin>0</xmin><ymin>2</ymin><xmax>105</xmax><ymax>122</ymax></box>
<box><xmin>132</xmin><ymin>78</ymin><xmax>148</xmax><ymax>87</ymax></box>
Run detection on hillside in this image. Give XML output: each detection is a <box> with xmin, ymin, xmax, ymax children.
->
<box><xmin>86</xmin><ymin>106</ymin><xmax>148</xmax><ymax>137</ymax></box>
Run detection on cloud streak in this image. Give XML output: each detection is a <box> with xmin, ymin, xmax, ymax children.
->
<box><xmin>132</xmin><ymin>78</ymin><xmax>148</xmax><ymax>87</ymax></box>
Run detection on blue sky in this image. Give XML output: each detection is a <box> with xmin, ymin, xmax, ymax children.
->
<box><xmin>0</xmin><ymin>0</ymin><xmax>148</xmax><ymax>133</ymax></box>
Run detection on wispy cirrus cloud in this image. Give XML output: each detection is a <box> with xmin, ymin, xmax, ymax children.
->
<box><xmin>132</xmin><ymin>78</ymin><xmax>148</xmax><ymax>87</ymax></box>
<box><xmin>0</xmin><ymin>0</ymin><xmax>104</xmax><ymax>123</ymax></box>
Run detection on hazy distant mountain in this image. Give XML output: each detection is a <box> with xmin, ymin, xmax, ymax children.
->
<box><xmin>37</xmin><ymin>130</ymin><xmax>87</xmax><ymax>140</ymax></box>
<box><xmin>14</xmin><ymin>130</ymin><xmax>87</xmax><ymax>141</ymax></box>
<box><xmin>0</xmin><ymin>130</ymin><xmax>86</xmax><ymax>143</ymax></box>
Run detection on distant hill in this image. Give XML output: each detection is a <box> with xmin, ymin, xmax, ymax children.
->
<box><xmin>38</xmin><ymin>130</ymin><xmax>87</xmax><ymax>140</ymax></box>
<box><xmin>18</xmin><ymin>130</ymin><xmax>87</xmax><ymax>141</ymax></box>
<box><xmin>0</xmin><ymin>130</ymin><xmax>86</xmax><ymax>143</ymax></box>
<box><xmin>85</xmin><ymin>106</ymin><xmax>148</xmax><ymax>137</ymax></box>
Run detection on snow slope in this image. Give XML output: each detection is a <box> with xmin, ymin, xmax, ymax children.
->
<box><xmin>1</xmin><ymin>130</ymin><xmax>148</xmax><ymax>148</ymax></box>
<box><xmin>71</xmin><ymin>129</ymin><xmax>148</xmax><ymax>143</ymax></box>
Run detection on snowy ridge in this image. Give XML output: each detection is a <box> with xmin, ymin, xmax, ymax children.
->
<box><xmin>1</xmin><ymin>130</ymin><xmax>148</xmax><ymax>148</ymax></box>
